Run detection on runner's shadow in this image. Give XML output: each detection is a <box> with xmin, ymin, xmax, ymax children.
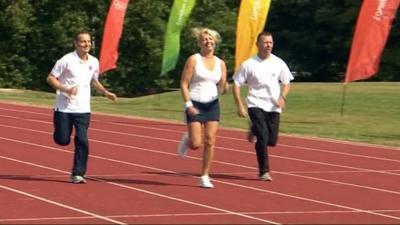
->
<box><xmin>146</xmin><ymin>171</ymin><xmax>257</xmax><ymax>182</ymax></box>
<box><xmin>90</xmin><ymin>177</ymin><xmax>168</xmax><ymax>186</ymax></box>
<box><xmin>92</xmin><ymin>176</ymin><xmax>196</xmax><ymax>188</ymax></box>
<box><xmin>92</xmin><ymin>120</ymin><xmax>185</xmax><ymax>128</ymax></box>
<box><xmin>0</xmin><ymin>175</ymin><xmax>69</xmax><ymax>183</ymax></box>
<box><xmin>210</xmin><ymin>173</ymin><xmax>256</xmax><ymax>181</ymax></box>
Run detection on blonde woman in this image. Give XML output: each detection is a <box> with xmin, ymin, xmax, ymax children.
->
<box><xmin>177</xmin><ymin>27</ymin><xmax>228</xmax><ymax>188</ymax></box>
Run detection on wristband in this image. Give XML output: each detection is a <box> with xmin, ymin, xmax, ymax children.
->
<box><xmin>184</xmin><ymin>101</ymin><xmax>193</xmax><ymax>109</ymax></box>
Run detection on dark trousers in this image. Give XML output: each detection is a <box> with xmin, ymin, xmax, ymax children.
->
<box><xmin>53</xmin><ymin>111</ymin><xmax>91</xmax><ymax>176</ymax></box>
<box><xmin>248</xmin><ymin>108</ymin><xmax>280</xmax><ymax>175</ymax></box>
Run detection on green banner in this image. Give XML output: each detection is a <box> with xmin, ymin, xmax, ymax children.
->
<box><xmin>160</xmin><ymin>0</ymin><xmax>196</xmax><ymax>76</ymax></box>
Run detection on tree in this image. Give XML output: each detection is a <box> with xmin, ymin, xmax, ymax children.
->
<box><xmin>0</xmin><ymin>0</ymin><xmax>399</xmax><ymax>96</ymax></box>
<box><xmin>267</xmin><ymin>0</ymin><xmax>362</xmax><ymax>81</ymax></box>
<box><xmin>27</xmin><ymin>0</ymin><xmax>108</xmax><ymax>91</ymax></box>
<box><xmin>0</xmin><ymin>0</ymin><xmax>35</xmax><ymax>88</ymax></box>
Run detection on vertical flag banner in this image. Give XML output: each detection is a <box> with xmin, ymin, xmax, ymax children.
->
<box><xmin>235</xmin><ymin>0</ymin><xmax>271</xmax><ymax>71</ymax></box>
<box><xmin>99</xmin><ymin>0</ymin><xmax>130</xmax><ymax>74</ymax></box>
<box><xmin>344</xmin><ymin>0</ymin><xmax>399</xmax><ymax>83</ymax></box>
<box><xmin>160</xmin><ymin>0</ymin><xmax>196</xmax><ymax>76</ymax></box>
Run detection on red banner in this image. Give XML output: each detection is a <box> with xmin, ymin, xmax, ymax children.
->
<box><xmin>99</xmin><ymin>0</ymin><xmax>130</xmax><ymax>74</ymax></box>
<box><xmin>344</xmin><ymin>0</ymin><xmax>399</xmax><ymax>83</ymax></box>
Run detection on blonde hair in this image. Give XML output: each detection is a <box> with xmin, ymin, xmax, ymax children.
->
<box><xmin>192</xmin><ymin>27</ymin><xmax>221</xmax><ymax>44</ymax></box>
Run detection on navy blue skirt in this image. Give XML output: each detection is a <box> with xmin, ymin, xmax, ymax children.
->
<box><xmin>186</xmin><ymin>99</ymin><xmax>220</xmax><ymax>123</ymax></box>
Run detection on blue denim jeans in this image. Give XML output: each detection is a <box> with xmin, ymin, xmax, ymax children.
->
<box><xmin>53</xmin><ymin>111</ymin><xmax>91</xmax><ymax>176</ymax></box>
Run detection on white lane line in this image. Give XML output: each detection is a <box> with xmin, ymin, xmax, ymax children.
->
<box><xmin>0</xmin><ymin>107</ymin><xmax>399</xmax><ymax>151</ymax></box>
<box><xmin>0</xmin><ymin>184</ymin><xmax>126</xmax><ymax>224</ymax></box>
<box><xmin>2</xmin><ymin>122</ymin><xmax>400</xmax><ymax>193</ymax></box>
<box><xmin>2</xmin><ymin>119</ymin><xmax>400</xmax><ymax>180</ymax></box>
<box><xmin>0</xmin><ymin>155</ymin><xmax>280</xmax><ymax>224</ymax></box>
<box><xmin>3</xmin><ymin>209</ymin><xmax>400</xmax><ymax>223</ymax></box>
<box><xmin>1</xmin><ymin>138</ymin><xmax>400</xmax><ymax>222</ymax></box>
<box><xmin>1</xmin><ymin>114</ymin><xmax>400</xmax><ymax>166</ymax></box>
<box><xmin>2</xmin><ymin>124</ymin><xmax>400</xmax><ymax>195</ymax></box>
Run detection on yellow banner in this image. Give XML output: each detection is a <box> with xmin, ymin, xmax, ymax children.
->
<box><xmin>235</xmin><ymin>0</ymin><xmax>271</xmax><ymax>71</ymax></box>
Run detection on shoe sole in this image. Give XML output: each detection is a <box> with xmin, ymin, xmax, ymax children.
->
<box><xmin>72</xmin><ymin>180</ymin><xmax>86</xmax><ymax>184</ymax></box>
<box><xmin>70</xmin><ymin>176</ymin><xmax>87</xmax><ymax>184</ymax></box>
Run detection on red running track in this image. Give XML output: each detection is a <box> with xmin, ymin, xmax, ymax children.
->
<box><xmin>1</xmin><ymin>102</ymin><xmax>400</xmax><ymax>224</ymax></box>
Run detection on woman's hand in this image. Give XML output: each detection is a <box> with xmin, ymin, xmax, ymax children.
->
<box><xmin>186</xmin><ymin>106</ymin><xmax>199</xmax><ymax>115</ymax></box>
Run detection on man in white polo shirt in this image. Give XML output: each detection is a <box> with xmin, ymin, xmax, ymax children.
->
<box><xmin>46</xmin><ymin>30</ymin><xmax>117</xmax><ymax>184</ymax></box>
<box><xmin>233</xmin><ymin>31</ymin><xmax>294</xmax><ymax>182</ymax></box>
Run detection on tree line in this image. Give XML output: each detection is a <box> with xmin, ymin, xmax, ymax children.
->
<box><xmin>0</xmin><ymin>0</ymin><xmax>399</xmax><ymax>97</ymax></box>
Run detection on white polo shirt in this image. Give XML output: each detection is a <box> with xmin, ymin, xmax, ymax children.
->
<box><xmin>233</xmin><ymin>54</ymin><xmax>294</xmax><ymax>113</ymax></box>
<box><xmin>51</xmin><ymin>51</ymin><xmax>99</xmax><ymax>113</ymax></box>
<box><xmin>189</xmin><ymin>53</ymin><xmax>222</xmax><ymax>103</ymax></box>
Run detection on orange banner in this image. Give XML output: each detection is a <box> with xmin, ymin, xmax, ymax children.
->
<box><xmin>344</xmin><ymin>0</ymin><xmax>399</xmax><ymax>83</ymax></box>
<box><xmin>235</xmin><ymin>0</ymin><xmax>271</xmax><ymax>71</ymax></box>
<box><xmin>99</xmin><ymin>0</ymin><xmax>130</xmax><ymax>74</ymax></box>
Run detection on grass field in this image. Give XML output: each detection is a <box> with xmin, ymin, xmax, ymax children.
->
<box><xmin>0</xmin><ymin>82</ymin><xmax>399</xmax><ymax>147</ymax></box>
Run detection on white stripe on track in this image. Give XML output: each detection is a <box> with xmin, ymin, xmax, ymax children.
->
<box><xmin>1</xmin><ymin>112</ymin><xmax>400</xmax><ymax>165</ymax></box>
<box><xmin>0</xmin><ymin>184</ymin><xmax>126</xmax><ymax>224</ymax></box>
<box><xmin>0</xmin><ymin>155</ymin><xmax>280</xmax><ymax>224</ymax></box>
<box><xmin>1</xmin><ymin>137</ymin><xmax>400</xmax><ymax>222</ymax></box>
<box><xmin>0</xmin><ymin>106</ymin><xmax>399</xmax><ymax>150</ymax></box>
<box><xmin>2</xmin><ymin>123</ymin><xmax>400</xmax><ymax>194</ymax></box>
<box><xmin>3</xmin><ymin>209</ymin><xmax>400</xmax><ymax>223</ymax></box>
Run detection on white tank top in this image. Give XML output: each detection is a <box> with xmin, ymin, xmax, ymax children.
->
<box><xmin>189</xmin><ymin>53</ymin><xmax>222</xmax><ymax>103</ymax></box>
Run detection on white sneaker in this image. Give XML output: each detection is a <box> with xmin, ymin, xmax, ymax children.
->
<box><xmin>199</xmin><ymin>175</ymin><xmax>214</xmax><ymax>188</ymax></box>
<box><xmin>259</xmin><ymin>172</ymin><xmax>272</xmax><ymax>181</ymax></box>
<box><xmin>70</xmin><ymin>175</ymin><xmax>86</xmax><ymax>184</ymax></box>
<box><xmin>177</xmin><ymin>133</ymin><xmax>189</xmax><ymax>157</ymax></box>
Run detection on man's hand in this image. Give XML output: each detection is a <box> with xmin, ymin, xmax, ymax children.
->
<box><xmin>237</xmin><ymin>105</ymin><xmax>247</xmax><ymax>118</ymax></box>
<box><xmin>277</xmin><ymin>96</ymin><xmax>286</xmax><ymax>110</ymax></box>
<box><xmin>105</xmin><ymin>91</ymin><xmax>118</xmax><ymax>101</ymax></box>
<box><xmin>67</xmin><ymin>86</ymin><xmax>78</xmax><ymax>97</ymax></box>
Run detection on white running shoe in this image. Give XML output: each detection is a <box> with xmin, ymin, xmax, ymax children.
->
<box><xmin>199</xmin><ymin>175</ymin><xmax>214</xmax><ymax>188</ymax></box>
<box><xmin>177</xmin><ymin>133</ymin><xmax>189</xmax><ymax>157</ymax></box>
<box><xmin>70</xmin><ymin>175</ymin><xmax>86</xmax><ymax>184</ymax></box>
<box><xmin>259</xmin><ymin>172</ymin><xmax>272</xmax><ymax>181</ymax></box>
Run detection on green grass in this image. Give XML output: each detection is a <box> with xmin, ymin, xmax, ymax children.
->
<box><xmin>1</xmin><ymin>82</ymin><xmax>399</xmax><ymax>147</ymax></box>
